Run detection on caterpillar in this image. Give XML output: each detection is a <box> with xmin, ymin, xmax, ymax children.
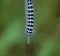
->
<box><xmin>25</xmin><ymin>0</ymin><xmax>34</xmax><ymax>44</ymax></box>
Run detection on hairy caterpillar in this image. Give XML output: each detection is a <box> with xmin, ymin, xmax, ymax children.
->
<box><xmin>25</xmin><ymin>0</ymin><xmax>34</xmax><ymax>44</ymax></box>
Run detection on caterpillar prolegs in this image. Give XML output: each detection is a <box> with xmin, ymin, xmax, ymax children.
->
<box><xmin>25</xmin><ymin>0</ymin><xmax>34</xmax><ymax>44</ymax></box>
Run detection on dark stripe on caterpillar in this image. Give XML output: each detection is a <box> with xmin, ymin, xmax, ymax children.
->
<box><xmin>28</xmin><ymin>6</ymin><xmax>33</xmax><ymax>9</ymax></box>
<box><xmin>28</xmin><ymin>17</ymin><xmax>34</xmax><ymax>19</ymax></box>
<box><xmin>27</xmin><ymin>28</ymin><xmax>33</xmax><ymax>31</ymax></box>
<box><xmin>28</xmin><ymin>14</ymin><xmax>34</xmax><ymax>16</ymax></box>
<box><xmin>27</xmin><ymin>25</ymin><xmax>34</xmax><ymax>27</ymax></box>
<box><xmin>28</xmin><ymin>21</ymin><xmax>34</xmax><ymax>23</ymax></box>
<box><xmin>28</xmin><ymin>10</ymin><xmax>34</xmax><ymax>13</ymax></box>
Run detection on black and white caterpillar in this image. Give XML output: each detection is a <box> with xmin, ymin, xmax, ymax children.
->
<box><xmin>26</xmin><ymin>0</ymin><xmax>34</xmax><ymax>37</ymax></box>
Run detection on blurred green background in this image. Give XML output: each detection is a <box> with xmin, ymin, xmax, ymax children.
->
<box><xmin>0</xmin><ymin>0</ymin><xmax>60</xmax><ymax>56</ymax></box>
